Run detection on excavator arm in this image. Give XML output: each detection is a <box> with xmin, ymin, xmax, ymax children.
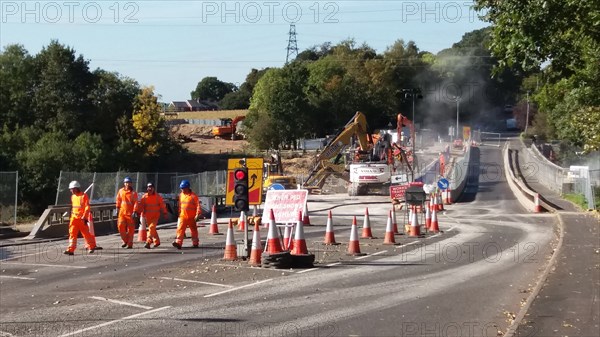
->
<box><xmin>303</xmin><ymin>111</ymin><xmax>372</xmax><ymax>189</ymax></box>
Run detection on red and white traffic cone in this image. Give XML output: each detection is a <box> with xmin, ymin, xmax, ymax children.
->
<box><xmin>534</xmin><ymin>193</ymin><xmax>542</xmax><ymax>213</ymax></box>
<box><xmin>437</xmin><ymin>192</ymin><xmax>444</xmax><ymax>211</ymax></box>
<box><xmin>425</xmin><ymin>201</ymin><xmax>432</xmax><ymax>230</ymax></box>
<box><xmin>383</xmin><ymin>210</ymin><xmax>396</xmax><ymax>245</ymax></box>
<box><xmin>208</xmin><ymin>204</ymin><xmax>221</xmax><ymax>235</ymax></box>
<box><xmin>283</xmin><ymin>223</ymin><xmax>293</xmax><ymax>250</ymax></box>
<box><xmin>265</xmin><ymin>209</ymin><xmax>284</xmax><ymax>254</ymax></box>
<box><xmin>302</xmin><ymin>203</ymin><xmax>311</xmax><ymax>226</ymax></box>
<box><xmin>237</xmin><ymin>211</ymin><xmax>246</xmax><ymax>232</ymax></box>
<box><xmin>290</xmin><ymin>211</ymin><xmax>308</xmax><ymax>255</ymax></box>
<box><xmin>361</xmin><ymin>207</ymin><xmax>374</xmax><ymax>239</ymax></box>
<box><xmin>391</xmin><ymin>207</ymin><xmax>399</xmax><ymax>234</ymax></box>
<box><xmin>249</xmin><ymin>221</ymin><xmax>262</xmax><ymax>267</ymax></box>
<box><xmin>87</xmin><ymin>212</ymin><xmax>95</xmax><ymax>236</ymax></box>
<box><xmin>408</xmin><ymin>207</ymin><xmax>421</xmax><ymax>237</ymax></box>
<box><xmin>138</xmin><ymin>217</ymin><xmax>147</xmax><ymax>242</ymax></box>
<box><xmin>223</xmin><ymin>219</ymin><xmax>237</xmax><ymax>261</ymax></box>
<box><xmin>430</xmin><ymin>205</ymin><xmax>440</xmax><ymax>233</ymax></box>
<box><xmin>323</xmin><ymin>210</ymin><xmax>339</xmax><ymax>245</ymax></box>
<box><xmin>445</xmin><ymin>189</ymin><xmax>453</xmax><ymax>205</ymax></box>
<box><xmin>347</xmin><ymin>216</ymin><xmax>365</xmax><ymax>256</ymax></box>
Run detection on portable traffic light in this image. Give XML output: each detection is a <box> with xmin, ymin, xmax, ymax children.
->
<box><xmin>233</xmin><ymin>167</ymin><xmax>249</xmax><ymax>212</ymax></box>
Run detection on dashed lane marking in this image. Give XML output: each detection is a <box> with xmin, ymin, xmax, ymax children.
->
<box><xmin>0</xmin><ymin>275</ymin><xmax>36</xmax><ymax>280</ymax></box>
<box><xmin>204</xmin><ymin>279</ymin><xmax>272</xmax><ymax>298</ymax></box>
<box><xmin>355</xmin><ymin>250</ymin><xmax>388</xmax><ymax>260</ymax></box>
<box><xmin>159</xmin><ymin>277</ymin><xmax>233</xmax><ymax>288</ymax></box>
<box><xmin>58</xmin><ymin>306</ymin><xmax>171</xmax><ymax>337</ymax></box>
<box><xmin>0</xmin><ymin>262</ymin><xmax>87</xmax><ymax>269</ymax></box>
<box><xmin>89</xmin><ymin>296</ymin><xmax>153</xmax><ymax>310</ymax></box>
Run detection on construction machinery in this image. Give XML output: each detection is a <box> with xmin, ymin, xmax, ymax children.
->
<box><xmin>212</xmin><ymin>115</ymin><xmax>246</xmax><ymax>139</ymax></box>
<box><xmin>263</xmin><ymin>150</ymin><xmax>297</xmax><ymax>193</ymax></box>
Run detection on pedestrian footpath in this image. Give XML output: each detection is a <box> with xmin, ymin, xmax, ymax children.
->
<box><xmin>513</xmin><ymin>141</ymin><xmax>599</xmax><ymax>337</ymax></box>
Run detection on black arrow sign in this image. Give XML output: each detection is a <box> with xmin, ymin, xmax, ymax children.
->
<box><xmin>249</xmin><ymin>173</ymin><xmax>257</xmax><ymax>189</ymax></box>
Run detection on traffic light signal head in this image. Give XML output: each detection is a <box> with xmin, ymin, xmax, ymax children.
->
<box><xmin>233</xmin><ymin>167</ymin><xmax>249</xmax><ymax>212</ymax></box>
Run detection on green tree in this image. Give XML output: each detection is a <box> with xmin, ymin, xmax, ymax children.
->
<box><xmin>131</xmin><ymin>86</ymin><xmax>171</xmax><ymax>157</ymax></box>
<box><xmin>190</xmin><ymin>76</ymin><xmax>237</xmax><ymax>102</ymax></box>
<box><xmin>0</xmin><ymin>44</ymin><xmax>34</xmax><ymax>128</ymax></box>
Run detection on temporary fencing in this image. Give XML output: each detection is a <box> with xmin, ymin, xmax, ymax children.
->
<box><xmin>0</xmin><ymin>171</ymin><xmax>18</xmax><ymax>227</ymax></box>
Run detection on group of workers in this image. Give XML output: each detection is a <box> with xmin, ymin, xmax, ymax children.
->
<box><xmin>64</xmin><ymin>177</ymin><xmax>203</xmax><ymax>255</ymax></box>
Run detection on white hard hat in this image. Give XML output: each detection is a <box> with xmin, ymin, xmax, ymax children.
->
<box><xmin>69</xmin><ymin>181</ymin><xmax>81</xmax><ymax>189</ymax></box>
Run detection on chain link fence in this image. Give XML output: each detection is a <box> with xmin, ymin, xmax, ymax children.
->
<box><xmin>55</xmin><ymin>171</ymin><xmax>227</xmax><ymax>205</ymax></box>
<box><xmin>0</xmin><ymin>172</ymin><xmax>18</xmax><ymax>226</ymax></box>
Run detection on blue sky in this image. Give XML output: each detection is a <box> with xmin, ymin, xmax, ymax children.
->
<box><xmin>1</xmin><ymin>0</ymin><xmax>489</xmax><ymax>102</ymax></box>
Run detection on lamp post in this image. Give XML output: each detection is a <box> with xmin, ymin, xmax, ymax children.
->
<box><xmin>454</xmin><ymin>96</ymin><xmax>460</xmax><ymax>139</ymax></box>
<box><xmin>525</xmin><ymin>91</ymin><xmax>530</xmax><ymax>134</ymax></box>
<box><xmin>401</xmin><ymin>88</ymin><xmax>422</xmax><ymax>154</ymax></box>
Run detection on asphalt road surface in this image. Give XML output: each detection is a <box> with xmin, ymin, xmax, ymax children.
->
<box><xmin>0</xmin><ymin>144</ymin><xmax>557</xmax><ymax>337</ymax></box>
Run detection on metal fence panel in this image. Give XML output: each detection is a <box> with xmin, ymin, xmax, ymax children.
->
<box><xmin>0</xmin><ymin>171</ymin><xmax>18</xmax><ymax>226</ymax></box>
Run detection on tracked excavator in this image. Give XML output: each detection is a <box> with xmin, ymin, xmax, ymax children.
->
<box><xmin>302</xmin><ymin>111</ymin><xmax>415</xmax><ymax>196</ymax></box>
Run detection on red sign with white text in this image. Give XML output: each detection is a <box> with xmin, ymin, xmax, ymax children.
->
<box><xmin>263</xmin><ymin>190</ymin><xmax>308</xmax><ymax>223</ymax></box>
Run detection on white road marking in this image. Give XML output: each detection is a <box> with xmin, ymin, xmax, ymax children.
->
<box><xmin>401</xmin><ymin>241</ymin><xmax>421</xmax><ymax>247</ymax></box>
<box><xmin>1</xmin><ymin>252</ymin><xmax>45</xmax><ymax>262</ymax></box>
<box><xmin>326</xmin><ymin>262</ymin><xmax>341</xmax><ymax>267</ymax></box>
<box><xmin>427</xmin><ymin>233</ymin><xmax>442</xmax><ymax>239</ymax></box>
<box><xmin>159</xmin><ymin>277</ymin><xmax>233</xmax><ymax>288</ymax></box>
<box><xmin>296</xmin><ymin>268</ymin><xmax>318</xmax><ymax>274</ymax></box>
<box><xmin>355</xmin><ymin>250</ymin><xmax>388</xmax><ymax>260</ymax></box>
<box><xmin>88</xmin><ymin>296</ymin><xmax>153</xmax><ymax>310</ymax></box>
<box><xmin>204</xmin><ymin>279</ymin><xmax>272</xmax><ymax>298</ymax></box>
<box><xmin>0</xmin><ymin>275</ymin><xmax>36</xmax><ymax>280</ymax></box>
<box><xmin>0</xmin><ymin>262</ymin><xmax>87</xmax><ymax>269</ymax></box>
<box><xmin>58</xmin><ymin>306</ymin><xmax>171</xmax><ymax>337</ymax></box>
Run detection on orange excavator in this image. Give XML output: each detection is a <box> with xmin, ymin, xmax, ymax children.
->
<box><xmin>212</xmin><ymin>115</ymin><xmax>246</xmax><ymax>139</ymax></box>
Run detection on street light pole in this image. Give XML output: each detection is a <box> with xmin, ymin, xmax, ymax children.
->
<box><xmin>412</xmin><ymin>94</ymin><xmax>416</xmax><ymax>155</ymax></box>
<box><xmin>525</xmin><ymin>91</ymin><xmax>530</xmax><ymax>134</ymax></box>
<box><xmin>455</xmin><ymin>96</ymin><xmax>460</xmax><ymax>139</ymax></box>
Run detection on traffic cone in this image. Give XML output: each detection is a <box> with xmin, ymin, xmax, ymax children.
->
<box><xmin>347</xmin><ymin>216</ymin><xmax>364</xmax><ymax>256</ymax></box>
<box><xmin>283</xmin><ymin>223</ymin><xmax>293</xmax><ymax>250</ymax></box>
<box><xmin>208</xmin><ymin>205</ymin><xmax>222</xmax><ymax>235</ymax></box>
<box><xmin>138</xmin><ymin>217</ymin><xmax>147</xmax><ymax>242</ymax></box>
<box><xmin>290</xmin><ymin>211</ymin><xmax>308</xmax><ymax>255</ymax></box>
<box><xmin>361</xmin><ymin>208</ymin><xmax>374</xmax><ymax>239</ymax></box>
<box><xmin>445</xmin><ymin>189</ymin><xmax>453</xmax><ymax>205</ymax></box>
<box><xmin>302</xmin><ymin>203</ymin><xmax>311</xmax><ymax>226</ymax></box>
<box><xmin>430</xmin><ymin>205</ymin><xmax>440</xmax><ymax>233</ymax></box>
<box><xmin>438</xmin><ymin>192</ymin><xmax>444</xmax><ymax>211</ymax></box>
<box><xmin>248</xmin><ymin>222</ymin><xmax>262</xmax><ymax>267</ymax></box>
<box><xmin>391</xmin><ymin>207</ymin><xmax>399</xmax><ymax>234</ymax></box>
<box><xmin>87</xmin><ymin>212</ymin><xmax>95</xmax><ymax>236</ymax></box>
<box><xmin>408</xmin><ymin>207</ymin><xmax>421</xmax><ymax>237</ymax></box>
<box><xmin>223</xmin><ymin>219</ymin><xmax>237</xmax><ymax>261</ymax></box>
<box><xmin>265</xmin><ymin>209</ymin><xmax>284</xmax><ymax>254</ymax></box>
<box><xmin>323</xmin><ymin>210</ymin><xmax>339</xmax><ymax>245</ymax></box>
<box><xmin>425</xmin><ymin>201</ymin><xmax>432</xmax><ymax>230</ymax></box>
<box><xmin>534</xmin><ymin>193</ymin><xmax>542</xmax><ymax>213</ymax></box>
<box><xmin>383</xmin><ymin>210</ymin><xmax>396</xmax><ymax>245</ymax></box>
<box><xmin>237</xmin><ymin>211</ymin><xmax>246</xmax><ymax>232</ymax></box>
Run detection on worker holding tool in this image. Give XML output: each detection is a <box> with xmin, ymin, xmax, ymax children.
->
<box><xmin>116</xmin><ymin>176</ymin><xmax>139</xmax><ymax>249</ymax></box>
<box><xmin>136</xmin><ymin>182</ymin><xmax>168</xmax><ymax>249</ymax></box>
<box><xmin>64</xmin><ymin>181</ymin><xmax>101</xmax><ymax>255</ymax></box>
<box><xmin>172</xmin><ymin>180</ymin><xmax>202</xmax><ymax>249</ymax></box>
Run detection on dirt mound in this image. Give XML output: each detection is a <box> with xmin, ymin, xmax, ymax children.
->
<box><xmin>283</xmin><ymin>157</ymin><xmax>314</xmax><ymax>174</ymax></box>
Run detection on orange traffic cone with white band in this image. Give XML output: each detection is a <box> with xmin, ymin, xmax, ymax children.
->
<box><xmin>265</xmin><ymin>209</ymin><xmax>284</xmax><ymax>254</ymax></box>
<box><xmin>87</xmin><ymin>212</ymin><xmax>95</xmax><ymax>236</ymax></box>
<box><xmin>237</xmin><ymin>211</ymin><xmax>246</xmax><ymax>232</ymax></box>
<box><xmin>438</xmin><ymin>192</ymin><xmax>444</xmax><ymax>211</ymax></box>
<box><xmin>323</xmin><ymin>210</ymin><xmax>339</xmax><ymax>245</ymax></box>
<box><xmin>138</xmin><ymin>217</ymin><xmax>147</xmax><ymax>242</ymax></box>
<box><xmin>425</xmin><ymin>201</ymin><xmax>432</xmax><ymax>229</ymax></box>
<box><xmin>283</xmin><ymin>223</ymin><xmax>293</xmax><ymax>250</ymax></box>
<box><xmin>291</xmin><ymin>211</ymin><xmax>308</xmax><ymax>255</ymax></box>
<box><xmin>302</xmin><ymin>203</ymin><xmax>311</xmax><ymax>226</ymax></box>
<box><xmin>408</xmin><ymin>207</ymin><xmax>421</xmax><ymax>237</ymax></box>
<box><xmin>445</xmin><ymin>189</ymin><xmax>453</xmax><ymax>205</ymax></box>
<box><xmin>430</xmin><ymin>204</ymin><xmax>440</xmax><ymax>233</ymax></box>
<box><xmin>383</xmin><ymin>210</ymin><xmax>396</xmax><ymax>245</ymax></box>
<box><xmin>391</xmin><ymin>207</ymin><xmax>399</xmax><ymax>234</ymax></box>
<box><xmin>223</xmin><ymin>219</ymin><xmax>237</xmax><ymax>261</ymax></box>
<box><xmin>208</xmin><ymin>204</ymin><xmax>222</xmax><ymax>235</ymax></box>
<box><xmin>361</xmin><ymin>208</ymin><xmax>374</xmax><ymax>239</ymax></box>
<box><xmin>534</xmin><ymin>193</ymin><xmax>542</xmax><ymax>213</ymax></box>
<box><xmin>249</xmin><ymin>221</ymin><xmax>262</xmax><ymax>266</ymax></box>
<box><xmin>347</xmin><ymin>216</ymin><xmax>365</xmax><ymax>256</ymax></box>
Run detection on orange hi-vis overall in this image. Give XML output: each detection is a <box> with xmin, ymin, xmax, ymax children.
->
<box><xmin>175</xmin><ymin>191</ymin><xmax>201</xmax><ymax>246</ymax></box>
<box><xmin>67</xmin><ymin>192</ymin><xmax>97</xmax><ymax>253</ymax></box>
<box><xmin>116</xmin><ymin>188</ymin><xmax>138</xmax><ymax>247</ymax></box>
<box><xmin>137</xmin><ymin>193</ymin><xmax>167</xmax><ymax>245</ymax></box>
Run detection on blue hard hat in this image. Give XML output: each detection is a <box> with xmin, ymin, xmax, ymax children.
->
<box><xmin>179</xmin><ymin>180</ymin><xmax>190</xmax><ymax>189</ymax></box>
<box><xmin>123</xmin><ymin>176</ymin><xmax>132</xmax><ymax>183</ymax></box>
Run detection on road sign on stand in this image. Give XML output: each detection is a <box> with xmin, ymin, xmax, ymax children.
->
<box><xmin>226</xmin><ymin>158</ymin><xmax>264</xmax><ymax>206</ymax></box>
<box><xmin>437</xmin><ymin>178</ymin><xmax>450</xmax><ymax>190</ymax></box>
<box><xmin>263</xmin><ymin>189</ymin><xmax>308</xmax><ymax>223</ymax></box>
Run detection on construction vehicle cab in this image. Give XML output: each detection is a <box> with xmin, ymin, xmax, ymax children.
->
<box><xmin>212</xmin><ymin>115</ymin><xmax>246</xmax><ymax>139</ymax></box>
<box><xmin>263</xmin><ymin>151</ymin><xmax>297</xmax><ymax>193</ymax></box>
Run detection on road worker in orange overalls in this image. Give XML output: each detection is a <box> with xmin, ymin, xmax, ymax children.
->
<box><xmin>116</xmin><ymin>176</ymin><xmax>139</xmax><ymax>249</ymax></box>
<box><xmin>172</xmin><ymin>180</ymin><xmax>202</xmax><ymax>249</ymax></box>
<box><xmin>136</xmin><ymin>182</ymin><xmax>168</xmax><ymax>249</ymax></box>
<box><xmin>64</xmin><ymin>181</ymin><xmax>102</xmax><ymax>255</ymax></box>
